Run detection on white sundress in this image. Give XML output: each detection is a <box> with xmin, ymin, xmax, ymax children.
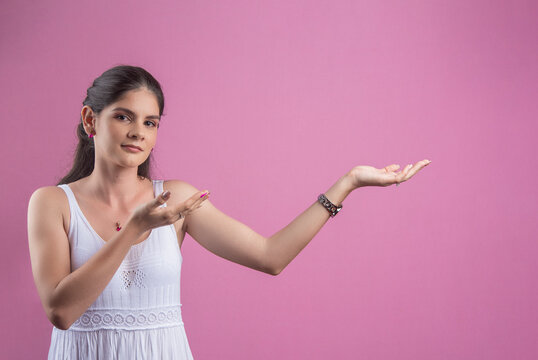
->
<box><xmin>48</xmin><ymin>180</ymin><xmax>194</xmax><ymax>359</ymax></box>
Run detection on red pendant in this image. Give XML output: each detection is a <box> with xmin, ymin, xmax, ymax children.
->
<box><xmin>115</xmin><ymin>222</ymin><xmax>122</xmax><ymax>231</ymax></box>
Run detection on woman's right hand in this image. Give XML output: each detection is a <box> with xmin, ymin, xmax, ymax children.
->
<box><xmin>125</xmin><ymin>189</ymin><xmax>210</xmax><ymax>238</ymax></box>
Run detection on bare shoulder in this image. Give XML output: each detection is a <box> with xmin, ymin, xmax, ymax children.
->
<box><xmin>29</xmin><ymin>186</ymin><xmax>69</xmax><ymax>211</ymax></box>
<box><xmin>162</xmin><ymin>179</ymin><xmax>197</xmax><ymax>231</ymax></box>
<box><xmin>28</xmin><ymin>186</ymin><xmax>70</xmax><ymax>232</ymax></box>
<box><xmin>162</xmin><ymin>179</ymin><xmax>201</xmax><ymax>199</ymax></box>
<box><xmin>162</xmin><ymin>179</ymin><xmax>208</xmax><ymax>233</ymax></box>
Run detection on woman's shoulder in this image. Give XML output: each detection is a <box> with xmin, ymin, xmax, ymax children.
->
<box><xmin>30</xmin><ymin>180</ymin><xmax>82</xmax><ymax>207</ymax></box>
<box><xmin>162</xmin><ymin>179</ymin><xmax>203</xmax><ymax>201</ymax></box>
<box><xmin>28</xmin><ymin>185</ymin><xmax>71</xmax><ymax>225</ymax></box>
<box><xmin>29</xmin><ymin>184</ymin><xmax>70</xmax><ymax>203</ymax></box>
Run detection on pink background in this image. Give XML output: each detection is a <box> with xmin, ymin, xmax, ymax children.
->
<box><xmin>2</xmin><ymin>0</ymin><xmax>537</xmax><ymax>359</ymax></box>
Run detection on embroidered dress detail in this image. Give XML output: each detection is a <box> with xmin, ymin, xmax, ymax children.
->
<box><xmin>121</xmin><ymin>269</ymin><xmax>147</xmax><ymax>290</ymax></box>
<box><xmin>70</xmin><ymin>305</ymin><xmax>183</xmax><ymax>331</ymax></box>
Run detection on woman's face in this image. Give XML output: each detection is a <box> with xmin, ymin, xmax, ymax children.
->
<box><xmin>83</xmin><ymin>87</ymin><xmax>161</xmax><ymax>169</ymax></box>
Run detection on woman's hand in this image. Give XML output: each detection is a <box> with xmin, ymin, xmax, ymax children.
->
<box><xmin>126</xmin><ymin>189</ymin><xmax>211</xmax><ymax>237</ymax></box>
<box><xmin>348</xmin><ymin>159</ymin><xmax>431</xmax><ymax>189</ymax></box>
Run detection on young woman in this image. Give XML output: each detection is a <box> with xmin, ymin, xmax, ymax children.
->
<box><xmin>27</xmin><ymin>65</ymin><xmax>431</xmax><ymax>359</ymax></box>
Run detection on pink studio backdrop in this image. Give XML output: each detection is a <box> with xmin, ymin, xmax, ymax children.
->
<box><xmin>1</xmin><ymin>0</ymin><xmax>537</xmax><ymax>359</ymax></box>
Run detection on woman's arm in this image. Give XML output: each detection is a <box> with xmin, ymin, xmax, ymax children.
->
<box><xmin>28</xmin><ymin>187</ymin><xmax>148</xmax><ymax>330</ymax></box>
<box><xmin>262</xmin><ymin>160</ymin><xmax>431</xmax><ymax>273</ymax></box>
<box><xmin>265</xmin><ymin>174</ymin><xmax>353</xmax><ymax>274</ymax></box>
<box><xmin>166</xmin><ymin>174</ymin><xmax>353</xmax><ymax>276</ymax></box>
<box><xmin>169</xmin><ymin>159</ymin><xmax>430</xmax><ymax>276</ymax></box>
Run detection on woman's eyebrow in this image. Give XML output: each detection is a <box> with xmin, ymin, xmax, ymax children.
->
<box><xmin>112</xmin><ymin>107</ymin><xmax>160</xmax><ymax>120</ymax></box>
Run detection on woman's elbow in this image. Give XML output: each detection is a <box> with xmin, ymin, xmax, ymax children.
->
<box><xmin>48</xmin><ymin>307</ymin><xmax>71</xmax><ymax>330</ymax></box>
<box><xmin>269</xmin><ymin>264</ymin><xmax>284</xmax><ymax>276</ymax></box>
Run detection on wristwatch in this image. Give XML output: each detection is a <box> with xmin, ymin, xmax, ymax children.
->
<box><xmin>317</xmin><ymin>194</ymin><xmax>342</xmax><ymax>217</ymax></box>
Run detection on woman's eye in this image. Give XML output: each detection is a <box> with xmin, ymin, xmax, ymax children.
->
<box><xmin>115</xmin><ymin>115</ymin><xmax>156</xmax><ymax>128</ymax></box>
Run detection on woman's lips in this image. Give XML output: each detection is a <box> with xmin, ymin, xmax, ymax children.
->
<box><xmin>121</xmin><ymin>145</ymin><xmax>142</xmax><ymax>152</ymax></box>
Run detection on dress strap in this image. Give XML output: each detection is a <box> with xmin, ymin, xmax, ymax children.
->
<box><xmin>57</xmin><ymin>184</ymin><xmax>78</xmax><ymax>217</ymax></box>
<box><xmin>153</xmin><ymin>179</ymin><xmax>167</xmax><ymax>207</ymax></box>
<box><xmin>56</xmin><ymin>184</ymin><xmax>81</xmax><ymax>241</ymax></box>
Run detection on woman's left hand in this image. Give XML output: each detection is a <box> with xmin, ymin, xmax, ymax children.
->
<box><xmin>348</xmin><ymin>159</ymin><xmax>432</xmax><ymax>189</ymax></box>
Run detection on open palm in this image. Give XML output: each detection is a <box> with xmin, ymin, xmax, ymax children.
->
<box><xmin>349</xmin><ymin>159</ymin><xmax>431</xmax><ymax>188</ymax></box>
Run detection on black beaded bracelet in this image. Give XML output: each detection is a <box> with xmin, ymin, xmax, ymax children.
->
<box><xmin>317</xmin><ymin>194</ymin><xmax>342</xmax><ymax>217</ymax></box>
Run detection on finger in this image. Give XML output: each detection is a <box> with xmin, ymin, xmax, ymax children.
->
<box><xmin>186</xmin><ymin>190</ymin><xmax>210</xmax><ymax>206</ymax></box>
<box><xmin>150</xmin><ymin>190</ymin><xmax>171</xmax><ymax>208</ymax></box>
<box><xmin>404</xmin><ymin>160</ymin><xmax>430</xmax><ymax>180</ymax></box>
<box><xmin>172</xmin><ymin>190</ymin><xmax>210</xmax><ymax>214</ymax></box>
<box><xmin>188</xmin><ymin>191</ymin><xmax>210</xmax><ymax>213</ymax></box>
<box><xmin>192</xmin><ymin>190</ymin><xmax>210</xmax><ymax>209</ymax></box>
<box><xmin>396</xmin><ymin>164</ymin><xmax>413</xmax><ymax>182</ymax></box>
<box><xmin>192</xmin><ymin>201</ymin><xmax>206</xmax><ymax>212</ymax></box>
<box><xmin>393</xmin><ymin>164</ymin><xmax>407</xmax><ymax>182</ymax></box>
<box><xmin>194</xmin><ymin>190</ymin><xmax>210</xmax><ymax>203</ymax></box>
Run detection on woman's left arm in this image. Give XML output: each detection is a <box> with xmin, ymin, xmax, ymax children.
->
<box><xmin>173</xmin><ymin>159</ymin><xmax>431</xmax><ymax>276</ymax></box>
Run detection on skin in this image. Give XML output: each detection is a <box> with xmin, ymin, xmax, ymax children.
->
<box><xmin>28</xmin><ymin>86</ymin><xmax>431</xmax><ymax>330</ymax></box>
<box><xmin>349</xmin><ymin>161</ymin><xmax>431</xmax><ymax>188</ymax></box>
<box><xmin>27</xmin><ymin>87</ymin><xmax>210</xmax><ymax>329</ymax></box>
<box><xmin>79</xmin><ymin>87</ymin><xmax>163</xmax><ymax>211</ymax></box>
<box><xmin>69</xmin><ymin>86</ymin><xmax>430</xmax><ymax>260</ymax></box>
<box><xmin>71</xmin><ymin>87</ymin><xmax>204</xmax><ymax>247</ymax></box>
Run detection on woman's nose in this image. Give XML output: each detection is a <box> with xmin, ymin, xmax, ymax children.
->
<box><xmin>129</xmin><ymin>122</ymin><xmax>146</xmax><ymax>139</ymax></box>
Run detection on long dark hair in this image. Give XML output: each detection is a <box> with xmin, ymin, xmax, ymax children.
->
<box><xmin>56</xmin><ymin>65</ymin><xmax>165</xmax><ymax>185</ymax></box>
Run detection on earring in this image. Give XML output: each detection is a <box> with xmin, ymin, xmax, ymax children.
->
<box><xmin>89</xmin><ymin>133</ymin><xmax>94</xmax><ymax>138</ymax></box>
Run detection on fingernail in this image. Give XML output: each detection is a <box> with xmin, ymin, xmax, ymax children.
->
<box><xmin>163</xmin><ymin>191</ymin><xmax>170</xmax><ymax>197</ymax></box>
<box><xmin>200</xmin><ymin>192</ymin><xmax>207</xmax><ymax>198</ymax></box>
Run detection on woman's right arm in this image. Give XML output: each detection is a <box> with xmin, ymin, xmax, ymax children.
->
<box><xmin>27</xmin><ymin>187</ymin><xmax>144</xmax><ymax>330</ymax></box>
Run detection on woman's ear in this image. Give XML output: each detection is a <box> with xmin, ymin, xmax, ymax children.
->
<box><xmin>81</xmin><ymin>105</ymin><xmax>96</xmax><ymax>135</ymax></box>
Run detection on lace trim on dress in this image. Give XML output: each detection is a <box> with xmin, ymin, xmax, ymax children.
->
<box><xmin>68</xmin><ymin>304</ymin><xmax>184</xmax><ymax>331</ymax></box>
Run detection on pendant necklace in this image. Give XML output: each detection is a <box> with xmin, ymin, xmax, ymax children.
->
<box><xmin>115</xmin><ymin>221</ymin><xmax>122</xmax><ymax>231</ymax></box>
